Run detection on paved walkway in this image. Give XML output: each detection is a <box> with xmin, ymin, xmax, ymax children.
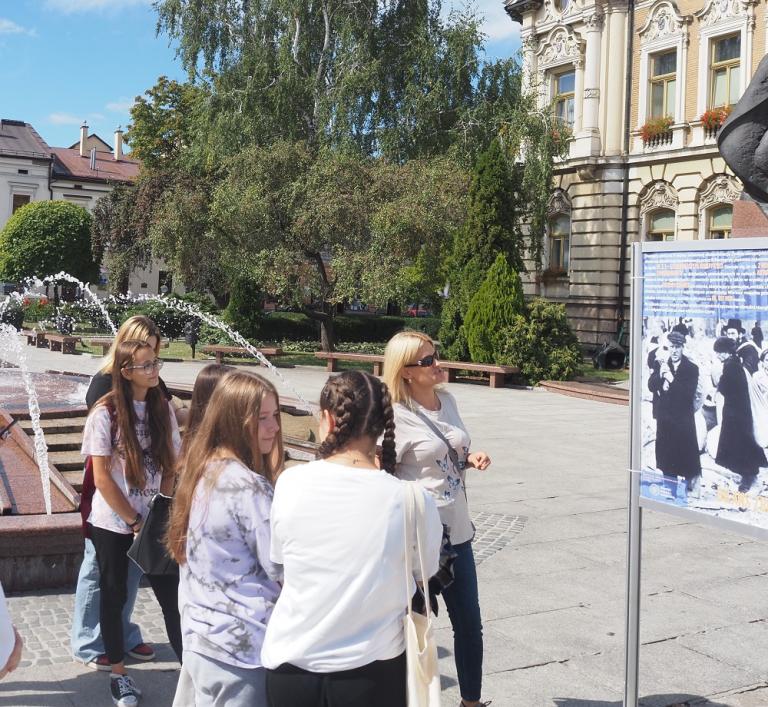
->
<box><xmin>3</xmin><ymin>343</ymin><xmax>768</xmax><ymax>705</ymax></box>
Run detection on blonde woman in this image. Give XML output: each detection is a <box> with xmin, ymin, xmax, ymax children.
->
<box><xmin>167</xmin><ymin>371</ymin><xmax>283</xmax><ymax>707</ymax></box>
<box><xmin>73</xmin><ymin>315</ymin><xmax>175</xmax><ymax>670</ymax></box>
<box><xmin>383</xmin><ymin>331</ymin><xmax>492</xmax><ymax>707</ymax></box>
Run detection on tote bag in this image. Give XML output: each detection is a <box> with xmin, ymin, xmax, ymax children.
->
<box><xmin>127</xmin><ymin>493</ymin><xmax>178</xmax><ymax>576</ymax></box>
<box><xmin>403</xmin><ymin>482</ymin><xmax>442</xmax><ymax>707</ymax></box>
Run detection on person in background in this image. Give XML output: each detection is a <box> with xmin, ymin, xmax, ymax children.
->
<box><xmin>168</xmin><ymin>371</ymin><xmax>283</xmax><ymax>707</ymax></box>
<box><xmin>383</xmin><ymin>331</ymin><xmax>492</xmax><ymax>707</ymax></box>
<box><xmin>263</xmin><ymin>370</ymin><xmax>442</xmax><ymax>707</ymax></box>
<box><xmin>73</xmin><ymin>316</ymin><xmax>177</xmax><ymax>670</ymax></box>
<box><xmin>81</xmin><ymin>340</ymin><xmax>182</xmax><ymax>707</ymax></box>
<box><xmin>178</xmin><ymin>364</ymin><xmax>233</xmax><ymax>458</ymax></box>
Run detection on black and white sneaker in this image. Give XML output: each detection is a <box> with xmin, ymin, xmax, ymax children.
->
<box><xmin>110</xmin><ymin>674</ymin><xmax>140</xmax><ymax>707</ymax></box>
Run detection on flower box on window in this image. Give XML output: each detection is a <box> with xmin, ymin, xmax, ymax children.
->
<box><xmin>700</xmin><ymin>106</ymin><xmax>731</xmax><ymax>139</ymax></box>
<box><xmin>641</xmin><ymin>116</ymin><xmax>673</xmax><ymax>147</ymax></box>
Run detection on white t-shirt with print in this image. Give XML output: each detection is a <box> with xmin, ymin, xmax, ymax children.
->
<box><xmin>180</xmin><ymin>459</ymin><xmax>282</xmax><ymax>669</ymax></box>
<box><xmin>81</xmin><ymin>399</ymin><xmax>181</xmax><ymax>535</ymax></box>
<box><xmin>392</xmin><ymin>391</ymin><xmax>475</xmax><ymax>545</ymax></box>
<box><xmin>261</xmin><ymin>460</ymin><xmax>442</xmax><ymax>672</ymax></box>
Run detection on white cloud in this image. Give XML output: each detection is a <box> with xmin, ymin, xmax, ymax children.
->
<box><xmin>44</xmin><ymin>0</ymin><xmax>151</xmax><ymax>13</ymax></box>
<box><xmin>48</xmin><ymin>112</ymin><xmax>84</xmax><ymax>126</ymax></box>
<box><xmin>443</xmin><ymin>0</ymin><xmax>520</xmax><ymax>42</ymax></box>
<box><xmin>89</xmin><ymin>112</ymin><xmax>106</xmax><ymax>121</ymax></box>
<box><xmin>0</xmin><ymin>18</ymin><xmax>36</xmax><ymax>36</ymax></box>
<box><xmin>106</xmin><ymin>99</ymin><xmax>134</xmax><ymax>113</ymax></box>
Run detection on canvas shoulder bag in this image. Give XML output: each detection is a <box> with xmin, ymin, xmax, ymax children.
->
<box><xmin>403</xmin><ymin>481</ymin><xmax>442</xmax><ymax>707</ymax></box>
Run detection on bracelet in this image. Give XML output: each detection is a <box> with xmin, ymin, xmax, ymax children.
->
<box><xmin>128</xmin><ymin>513</ymin><xmax>142</xmax><ymax>529</ymax></box>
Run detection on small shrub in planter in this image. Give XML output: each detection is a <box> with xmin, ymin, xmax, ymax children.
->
<box><xmin>700</xmin><ymin>106</ymin><xmax>731</xmax><ymax>131</ymax></box>
<box><xmin>640</xmin><ymin>116</ymin><xmax>673</xmax><ymax>143</ymax></box>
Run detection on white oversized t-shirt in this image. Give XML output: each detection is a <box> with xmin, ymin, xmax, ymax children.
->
<box><xmin>261</xmin><ymin>460</ymin><xmax>442</xmax><ymax>672</ymax></box>
<box><xmin>392</xmin><ymin>391</ymin><xmax>475</xmax><ymax>545</ymax></box>
<box><xmin>81</xmin><ymin>399</ymin><xmax>181</xmax><ymax>534</ymax></box>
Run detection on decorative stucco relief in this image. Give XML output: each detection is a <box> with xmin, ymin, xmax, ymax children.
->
<box><xmin>639</xmin><ymin>181</ymin><xmax>679</xmax><ymax>214</ymax></box>
<box><xmin>548</xmin><ymin>188</ymin><xmax>572</xmax><ymax>215</ymax></box>
<box><xmin>698</xmin><ymin>174</ymin><xmax>742</xmax><ymax>209</ymax></box>
<box><xmin>638</xmin><ymin>1</ymin><xmax>687</xmax><ymax>43</ymax></box>
<box><xmin>537</xmin><ymin>25</ymin><xmax>585</xmax><ymax>68</ymax></box>
<box><xmin>695</xmin><ymin>0</ymin><xmax>750</xmax><ymax>27</ymax></box>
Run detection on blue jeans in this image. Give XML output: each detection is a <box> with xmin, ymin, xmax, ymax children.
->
<box><xmin>70</xmin><ymin>538</ymin><xmax>144</xmax><ymax>662</ymax></box>
<box><xmin>441</xmin><ymin>540</ymin><xmax>483</xmax><ymax>702</ymax></box>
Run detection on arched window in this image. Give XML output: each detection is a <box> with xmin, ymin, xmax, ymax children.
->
<box><xmin>707</xmin><ymin>204</ymin><xmax>732</xmax><ymax>239</ymax></box>
<box><xmin>548</xmin><ymin>213</ymin><xmax>570</xmax><ymax>271</ymax></box>
<box><xmin>646</xmin><ymin>209</ymin><xmax>675</xmax><ymax>241</ymax></box>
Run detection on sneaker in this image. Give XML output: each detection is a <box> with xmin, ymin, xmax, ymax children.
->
<box><xmin>86</xmin><ymin>654</ymin><xmax>112</xmax><ymax>672</ymax></box>
<box><xmin>126</xmin><ymin>643</ymin><xmax>155</xmax><ymax>662</ymax></box>
<box><xmin>110</xmin><ymin>674</ymin><xmax>140</xmax><ymax>707</ymax></box>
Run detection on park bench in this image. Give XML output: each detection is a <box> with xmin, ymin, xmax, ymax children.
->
<box><xmin>200</xmin><ymin>344</ymin><xmax>284</xmax><ymax>365</ymax></box>
<box><xmin>87</xmin><ymin>337</ymin><xmax>170</xmax><ymax>356</ymax></box>
<box><xmin>45</xmin><ymin>333</ymin><xmax>81</xmax><ymax>355</ymax></box>
<box><xmin>314</xmin><ymin>352</ymin><xmax>519</xmax><ymax>388</ymax></box>
<box><xmin>21</xmin><ymin>330</ymin><xmax>41</xmax><ymax>346</ymax></box>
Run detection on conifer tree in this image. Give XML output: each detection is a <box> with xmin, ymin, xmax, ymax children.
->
<box><xmin>463</xmin><ymin>253</ymin><xmax>526</xmax><ymax>363</ymax></box>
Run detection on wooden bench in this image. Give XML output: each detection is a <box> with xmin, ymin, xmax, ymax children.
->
<box><xmin>45</xmin><ymin>333</ymin><xmax>81</xmax><ymax>354</ymax></box>
<box><xmin>21</xmin><ymin>330</ymin><xmax>40</xmax><ymax>346</ymax></box>
<box><xmin>87</xmin><ymin>337</ymin><xmax>170</xmax><ymax>356</ymax></box>
<box><xmin>314</xmin><ymin>352</ymin><xmax>518</xmax><ymax>388</ymax></box>
<box><xmin>200</xmin><ymin>345</ymin><xmax>284</xmax><ymax>365</ymax></box>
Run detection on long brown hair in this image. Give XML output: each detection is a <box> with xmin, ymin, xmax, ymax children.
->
<box><xmin>96</xmin><ymin>339</ymin><xmax>176</xmax><ymax>489</ymax></box>
<box><xmin>99</xmin><ymin>316</ymin><xmax>161</xmax><ymax>374</ymax></box>
<box><xmin>179</xmin><ymin>363</ymin><xmax>233</xmax><ymax>458</ymax></box>
<box><xmin>318</xmin><ymin>370</ymin><xmax>397</xmax><ymax>474</ymax></box>
<box><xmin>167</xmin><ymin>371</ymin><xmax>284</xmax><ymax>564</ymax></box>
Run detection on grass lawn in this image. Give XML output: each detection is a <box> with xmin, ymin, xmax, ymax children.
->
<box><xmin>575</xmin><ymin>358</ymin><xmax>629</xmax><ymax>383</ymax></box>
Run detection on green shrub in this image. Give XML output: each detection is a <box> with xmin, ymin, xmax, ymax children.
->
<box><xmin>499</xmin><ymin>298</ymin><xmax>581</xmax><ymax>383</ymax></box>
<box><xmin>463</xmin><ymin>253</ymin><xmax>525</xmax><ymax>363</ymax></box>
<box><xmin>22</xmin><ymin>297</ymin><xmax>55</xmax><ymax>323</ymax></box>
<box><xmin>122</xmin><ymin>299</ymin><xmax>193</xmax><ymax>340</ymax></box>
<box><xmin>224</xmin><ymin>278</ymin><xmax>265</xmax><ymax>339</ymax></box>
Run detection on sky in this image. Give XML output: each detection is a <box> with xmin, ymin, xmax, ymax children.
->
<box><xmin>0</xmin><ymin>0</ymin><xmax>521</xmax><ymax>151</ymax></box>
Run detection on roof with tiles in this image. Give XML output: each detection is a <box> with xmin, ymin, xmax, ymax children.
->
<box><xmin>51</xmin><ymin>147</ymin><xmax>140</xmax><ymax>184</ymax></box>
<box><xmin>0</xmin><ymin>119</ymin><xmax>52</xmax><ymax>159</ymax></box>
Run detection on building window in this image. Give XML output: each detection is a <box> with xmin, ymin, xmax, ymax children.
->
<box><xmin>646</xmin><ymin>209</ymin><xmax>676</xmax><ymax>241</ymax></box>
<box><xmin>12</xmin><ymin>194</ymin><xmax>30</xmax><ymax>213</ymax></box>
<box><xmin>158</xmin><ymin>271</ymin><xmax>173</xmax><ymax>294</ymax></box>
<box><xmin>548</xmin><ymin>214</ymin><xmax>570</xmax><ymax>271</ymax></box>
<box><xmin>649</xmin><ymin>50</ymin><xmax>676</xmax><ymax>119</ymax></box>
<box><xmin>707</xmin><ymin>205</ymin><xmax>732</xmax><ymax>239</ymax></box>
<box><xmin>552</xmin><ymin>70</ymin><xmax>575</xmax><ymax>127</ymax></box>
<box><xmin>710</xmin><ymin>34</ymin><xmax>741</xmax><ymax>108</ymax></box>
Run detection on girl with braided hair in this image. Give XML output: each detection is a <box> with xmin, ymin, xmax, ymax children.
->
<box><xmin>262</xmin><ymin>370</ymin><xmax>442</xmax><ymax>707</ymax></box>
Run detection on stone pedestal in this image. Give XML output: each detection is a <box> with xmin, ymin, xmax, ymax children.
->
<box><xmin>732</xmin><ymin>197</ymin><xmax>768</xmax><ymax>238</ymax></box>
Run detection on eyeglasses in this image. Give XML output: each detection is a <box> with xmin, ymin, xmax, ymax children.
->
<box><xmin>404</xmin><ymin>351</ymin><xmax>439</xmax><ymax>368</ymax></box>
<box><xmin>124</xmin><ymin>359</ymin><xmax>164</xmax><ymax>375</ymax></box>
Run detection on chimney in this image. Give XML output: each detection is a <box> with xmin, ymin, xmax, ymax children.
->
<box><xmin>79</xmin><ymin>121</ymin><xmax>88</xmax><ymax>157</ymax></box>
<box><xmin>114</xmin><ymin>126</ymin><xmax>123</xmax><ymax>161</ymax></box>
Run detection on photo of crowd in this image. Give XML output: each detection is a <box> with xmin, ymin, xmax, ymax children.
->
<box><xmin>640</xmin><ymin>314</ymin><xmax>768</xmax><ymax>527</ymax></box>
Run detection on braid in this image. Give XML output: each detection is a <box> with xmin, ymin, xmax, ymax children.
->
<box><xmin>379</xmin><ymin>380</ymin><xmax>397</xmax><ymax>475</ymax></box>
<box><xmin>317</xmin><ymin>381</ymin><xmax>358</xmax><ymax>458</ymax></box>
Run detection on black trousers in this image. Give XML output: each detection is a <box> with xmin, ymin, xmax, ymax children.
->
<box><xmin>90</xmin><ymin>525</ymin><xmax>183</xmax><ymax>664</ymax></box>
<box><xmin>266</xmin><ymin>653</ymin><xmax>406</xmax><ymax>707</ymax></box>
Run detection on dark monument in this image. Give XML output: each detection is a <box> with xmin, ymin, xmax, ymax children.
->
<box><xmin>718</xmin><ymin>54</ymin><xmax>768</xmax><ymax>230</ymax></box>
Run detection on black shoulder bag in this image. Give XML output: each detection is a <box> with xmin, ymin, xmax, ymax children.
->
<box><xmin>127</xmin><ymin>493</ymin><xmax>178</xmax><ymax>576</ymax></box>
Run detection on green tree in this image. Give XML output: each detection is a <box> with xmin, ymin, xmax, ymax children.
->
<box><xmin>463</xmin><ymin>253</ymin><xmax>525</xmax><ymax>363</ymax></box>
<box><xmin>0</xmin><ymin>201</ymin><xmax>98</xmax><ymax>284</ymax></box>
<box><xmin>499</xmin><ymin>299</ymin><xmax>582</xmax><ymax>383</ymax></box>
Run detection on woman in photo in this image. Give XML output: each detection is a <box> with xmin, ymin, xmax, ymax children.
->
<box><xmin>81</xmin><ymin>340</ymin><xmax>182</xmax><ymax>707</ymax></box>
<box><xmin>262</xmin><ymin>370</ymin><xmax>442</xmax><ymax>707</ymax></box>
<box><xmin>167</xmin><ymin>371</ymin><xmax>283</xmax><ymax>707</ymax></box>
<box><xmin>383</xmin><ymin>331</ymin><xmax>492</xmax><ymax>707</ymax></box>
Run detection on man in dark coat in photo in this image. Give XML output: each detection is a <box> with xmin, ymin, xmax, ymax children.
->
<box><xmin>648</xmin><ymin>331</ymin><xmax>702</xmax><ymax>490</ymax></box>
<box><xmin>714</xmin><ymin>337</ymin><xmax>766</xmax><ymax>492</ymax></box>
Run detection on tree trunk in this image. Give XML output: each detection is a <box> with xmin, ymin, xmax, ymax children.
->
<box><xmin>303</xmin><ymin>304</ymin><xmax>335</xmax><ymax>352</ymax></box>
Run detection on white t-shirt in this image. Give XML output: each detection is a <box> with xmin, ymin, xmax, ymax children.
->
<box><xmin>392</xmin><ymin>391</ymin><xmax>475</xmax><ymax>545</ymax></box>
<box><xmin>81</xmin><ymin>399</ymin><xmax>181</xmax><ymax>534</ymax></box>
<box><xmin>180</xmin><ymin>459</ymin><xmax>282</xmax><ymax>669</ymax></box>
<box><xmin>261</xmin><ymin>460</ymin><xmax>442</xmax><ymax>672</ymax></box>
<box><xmin>0</xmin><ymin>582</ymin><xmax>14</xmax><ymax>669</ymax></box>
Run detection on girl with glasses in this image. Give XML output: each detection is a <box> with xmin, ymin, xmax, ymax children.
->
<box><xmin>81</xmin><ymin>339</ymin><xmax>183</xmax><ymax>707</ymax></box>
<box><xmin>383</xmin><ymin>331</ymin><xmax>492</xmax><ymax>707</ymax></box>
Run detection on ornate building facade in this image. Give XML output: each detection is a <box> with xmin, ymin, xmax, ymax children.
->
<box><xmin>505</xmin><ymin>0</ymin><xmax>765</xmax><ymax>347</ymax></box>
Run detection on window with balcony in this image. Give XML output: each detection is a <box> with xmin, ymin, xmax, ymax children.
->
<box><xmin>548</xmin><ymin>214</ymin><xmax>570</xmax><ymax>272</ymax></box>
<box><xmin>710</xmin><ymin>34</ymin><xmax>741</xmax><ymax>108</ymax></box>
<box><xmin>707</xmin><ymin>205</ymin><xmax>732</xmax><ymax>239</ymax></box>
<box><xmin>647</xmin><ymin>209</ymin><xmax>676</xmax><ymax>241</ymax></box>
<box><xmin>649</xmin><ymin>50</ymin><xmax>676</xmax><ymax>119</ymax></box>
<box><xmin>552</xmin><ymin>70</ymin><xmax>575</xmax><ymax>128</ymax></box>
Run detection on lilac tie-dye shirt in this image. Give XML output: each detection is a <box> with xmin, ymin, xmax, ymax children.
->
<box><xmin>179</xmin><ymin>459</ymin><xmax>282</xmax><ymax>669</ymax></box>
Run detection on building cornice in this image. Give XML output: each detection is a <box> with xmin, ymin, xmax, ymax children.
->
<box><xmin>505</xmin><ymin>0</ymin><xmax>543</xmax><ymax>23</ymax></box>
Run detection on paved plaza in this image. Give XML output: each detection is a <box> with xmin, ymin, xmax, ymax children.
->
<box><xmin>3</xmin><ymin>345</ymin><xmax>768</xmax><ymax>705</ymax></box>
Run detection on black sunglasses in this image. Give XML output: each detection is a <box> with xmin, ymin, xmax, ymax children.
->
<box><xmin>405</xmin><ymin>351</ymin><xmax>439</xmax><ymax>368</ymax></box>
